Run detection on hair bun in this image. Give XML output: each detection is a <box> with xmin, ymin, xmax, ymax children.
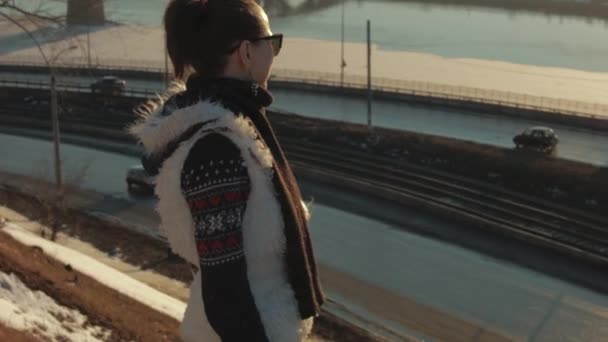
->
<box><xmin>186</xmin><ymin>0</ymin><xmax>206</xmax><ymax>10</ymax></box>
<box><xmin>180</xmin><ymin>0</ymin><xmax>208</xmax><ymax>14</ymax></box>
<box><xmin>165</xmin><ymin>0</ymin><xmax>266</xmax><ymax>79</ymax></box>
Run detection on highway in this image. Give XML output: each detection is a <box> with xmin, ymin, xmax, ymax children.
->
<box><xmin>2</xmin><ymin>70</ymin><xmax>607</xmax><ymax>166</ymax></box>
<box><xmin>1</xmin><ymin>132</ymin><xmax>608</xmax><ymax>341</ymax></box>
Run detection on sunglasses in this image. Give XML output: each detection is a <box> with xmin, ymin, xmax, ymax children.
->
<box><xmin>228</xmin><ymin>34</ymin><xmax>283</xmax><ymax>57</ymax></box>
<box><xmin>250</xmin><ymin>34</ymin><xmax>283</xmax><ymax>56</ymax></box>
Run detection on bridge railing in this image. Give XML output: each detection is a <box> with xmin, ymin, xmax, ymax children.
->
<box><xmin>0</xmin><ymin>55</ymin><xmax>165</xmax><ymax>74</ymax></box>
<box><xmin>270</xmin><ymin>69</ymin><xmax>608</xmax><ymax>119</ymax></box>
<box><xmin>0</xmin><ymin>78</ymin><xmax>159</xmax><ymax>98</ymax></box>
<box><xmin>0</xmin><ymin>55</ymin><xmax>607</xmax><ymax>120</ymax></box>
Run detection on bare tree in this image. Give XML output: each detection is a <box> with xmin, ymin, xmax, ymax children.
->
<box><xmin>0</xmin><ymin>1</ymin><xmax>83</xmax><ymax>240</ymax></box>
<box><xmin>0</xmin><ymin>1</ymin><xmax>78</xmax><ymax>199</ymax></box>
<box><xmin>0</xmin><ymin>1</ymin><xmax>65</xmax><ymax>23</ymax></box>
<box><xmin>27</xmin><ymin>157</ymin><xmax>93</xmax><ymax>241</ymax></box>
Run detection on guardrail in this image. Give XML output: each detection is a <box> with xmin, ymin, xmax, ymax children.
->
<box><xmin>270</xmin><ymin>69</ymin><xmax>608</xmax><ymax>119</ymax></box>
<box><xmin>0</xmin><ymin>56</ymin><xmax>165</xmax><ymax>74</ymax></box>
<box><xmin>1</xmin><ymin>55</ymin><xmax>606</xmax><ymax>119</ymax></box>
<box><xmin>0</xmin><ymin>78</ymin><xmax>159</xmax><ymax>98</ymax></box>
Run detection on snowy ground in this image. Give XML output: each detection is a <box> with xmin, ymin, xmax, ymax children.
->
<box><xmin>1</xmin><ymin>221</ymin><xmax>187</xmax><ymax>321</ymax></box>
<box><xmin>0</xmin><ymin>205</ymin><xmax>332</xmax><ymax>341</ymax></box>
<box><xmin>0</xmin><ymin>271</ymin><xmax>112</xmax><ymax>342</ymax></box>
<box><xmin>0</xmin><ymin>214</ymin><xmax>186</xmax><ymax>341</ymax></box>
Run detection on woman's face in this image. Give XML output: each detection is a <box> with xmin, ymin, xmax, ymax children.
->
<box><xmin>248</xmin><ymin>9</ymin><xmax>275</xmax><ymax>88</ymax></box>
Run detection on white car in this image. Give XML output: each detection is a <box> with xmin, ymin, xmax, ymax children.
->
<box><xmin>126</xmin><ymin>165</ymin><xmax>155</xmax><ymax>193</ymax></box>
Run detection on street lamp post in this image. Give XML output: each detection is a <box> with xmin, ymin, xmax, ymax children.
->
<box><xmin>340</xmin><ymin>0</ymin><xmax>345</xmax><ymax>88</ymax></box>
<box><xmin>87</xmin><ymin>24</ymin><xmax>91</xmax><ymax>68</ymax></box>
<box><xmin>50</xmin><ymin>74</ymin><xmax>61</xmax><ymax>189</ymax></box>
<box><xmin>164</xmin><ymin>46</ymin><xmax>170</xmax><ymax>87</ymax></box>
<box><xmin>367</xmin><ymin>19</ymin><xmax>372</xmax><ymax>130</ymax></box>
<box><xmin>48</xmin><ymin>45</ymin><xmax>77</xmax><ymax>193</ymax></box>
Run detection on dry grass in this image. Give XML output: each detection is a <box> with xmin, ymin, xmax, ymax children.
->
<box><xmin>0</xmin><ymin>187</ymin><xmax>379</xmax><ymax>341</ymax></box>
<box><xmin>0</xmin><ymin>322</ymin><xmax>40</xmax><ymax>342</ymax></box>
<box><xmin>0</xmin><ymin>230</ymin><xmax>181</xmax><ymax>341</ymax></box>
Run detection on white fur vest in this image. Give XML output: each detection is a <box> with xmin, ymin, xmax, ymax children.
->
<box><xmin>130</xmin><ymin>89</ymin><xmax>313</xmax><ymax>341</ymax></box>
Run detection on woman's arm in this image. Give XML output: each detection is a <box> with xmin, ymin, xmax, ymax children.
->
<box><xmin>181</xmin><ymin>133</ymin><xmax>269</xmax><ymax>342</ymax></box>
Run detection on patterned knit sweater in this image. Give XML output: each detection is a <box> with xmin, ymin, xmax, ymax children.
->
<box><xmin>180</xmin><ymin>132</ymin><xmax>269</xmax><ymax>341</ymax></box>
<box><xmin>133</xmin><ymin>77</ymin><xmax>323</xmax><ymax>341</ymax></box>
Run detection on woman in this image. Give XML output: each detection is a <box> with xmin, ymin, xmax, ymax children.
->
<box><xmin>129</xmin><ymin>0</ymin><xmax>324</xmax><ymax>341</ymax></box>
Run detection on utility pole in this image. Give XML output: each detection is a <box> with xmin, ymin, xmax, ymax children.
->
<box><xmin>340</xmin><ymin>0</ymin><xmax>345</xmax><ymax>88</ymax></box>
<box><xmin>87</xmin><ymin>25</ymin><xmax>91</xmax><ymax>68</ymax></box>
<box><xmin>50</xmin><ymin>74</ymin><xmax>62</xmax><ymax>191</ymax></box>
<box><xmin>47</xmin><ymin>45</ymin><xmax>76</xmax><ymax>194</ymax></box>
<box><xmin>366</xmin><ymin>19</ymin><xmax>372</xmax><ymax>130</ymax></box>
<box><xmin>164</xmin><ymin>46</ymin><xmax>170</xmax><ymax>87</ymax></box>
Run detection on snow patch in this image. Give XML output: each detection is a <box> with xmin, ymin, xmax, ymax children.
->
<box><xmin>1</xmin><ymin>222</ymin><xmax>186</xmax><ymax>321</ymax></box>
<box><xmin>0</xmin><ymin>271</ymin><xmax>111</xmax><ymax>341</ymax></box>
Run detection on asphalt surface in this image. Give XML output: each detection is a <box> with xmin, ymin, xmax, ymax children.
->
<box><xmin>1</xmin><ymin>132</ymin><xmax>608</xmax><ymax>341</ymax></box>
<box><xmin>2</xmin><ymin>71</ymin><xmax>608</xmax><ymax>166</ymax></box>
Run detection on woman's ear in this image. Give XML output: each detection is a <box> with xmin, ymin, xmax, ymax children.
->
<box><xmin>238</xmin><ymin>41</ymin><xmax>252</xmax><ymax>67</ymax></box>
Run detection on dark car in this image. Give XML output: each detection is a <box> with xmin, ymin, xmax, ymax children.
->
<box><xmin>126</xmin><ymin>165</ymin><xmax>155</xmax><ymax>194</ymax></box>
<box><xmin>90</xmin><ymin>76</ymin><xmax>126</xmax><ymax>95</ymax></box>
<box><xmin>513</xmin><ymin>126</ymin><xmax>558</xmax><ymax>153</ymax></box>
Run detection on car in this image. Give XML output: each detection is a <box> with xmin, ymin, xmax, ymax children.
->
<box><xmin>513</xmin><ymin>126</ymin><xmax>558</xmax><ymax>153</ymax></box>
<box><xmin>126</xmin><ymin>165</ymin><xmax>155</xmax><ymax>194</ymax></box>
<box><xmin>90</xmin><ymin>76</ymin><xmax>126</xmax><ymax>95</ymax></box>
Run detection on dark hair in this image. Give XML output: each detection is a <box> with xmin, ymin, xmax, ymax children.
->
<box><xmin>164</xmin><ymin>0</ymin><xmax>266</xmax><ymax>80</ymax></box>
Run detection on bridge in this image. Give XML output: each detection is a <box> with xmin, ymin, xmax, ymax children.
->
<box><xmin>66</xmin><ymin>0</ymin><xmax>105</xmax><ymax>26</ymax></box>
<box><xmin>264</xmin><ymin>0</ymin><xmax>342</xmax><ymax>16</ymax></box>
<box><xmin>64</xmin><ymin>0</ymin><xmax>336</xmax><ymax>24</ymax></box>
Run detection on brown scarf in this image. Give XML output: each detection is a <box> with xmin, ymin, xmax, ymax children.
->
<box><xmin>178</xmin><ymin>76</ymin><xmax>325</xmax><ymax>318</ymax></box>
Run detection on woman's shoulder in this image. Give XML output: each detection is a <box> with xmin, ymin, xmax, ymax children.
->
<box><xmin>183</xmin><ymin>132</ymin><xmax>243</xmax><ymax>170</ymax></box>
<box><xmin>181</xmin><ymin>132</ymin><xmax>249</xmax><ymax>189</ymax></box>
<box><xmin>194</xmin><ymin>132</ymin><xmax>239</xmax><ymax>153</ymax></box>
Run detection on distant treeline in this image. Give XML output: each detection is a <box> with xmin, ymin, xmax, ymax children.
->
<box><xmin>393</xmin><ymin>0</ymin><xmax>608</xmax><ymax>21</ymax></box>
<box><xmin>267</xmin><ymin>0</ymin><xmax>608</xmax><ymax>21</ymax></box>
